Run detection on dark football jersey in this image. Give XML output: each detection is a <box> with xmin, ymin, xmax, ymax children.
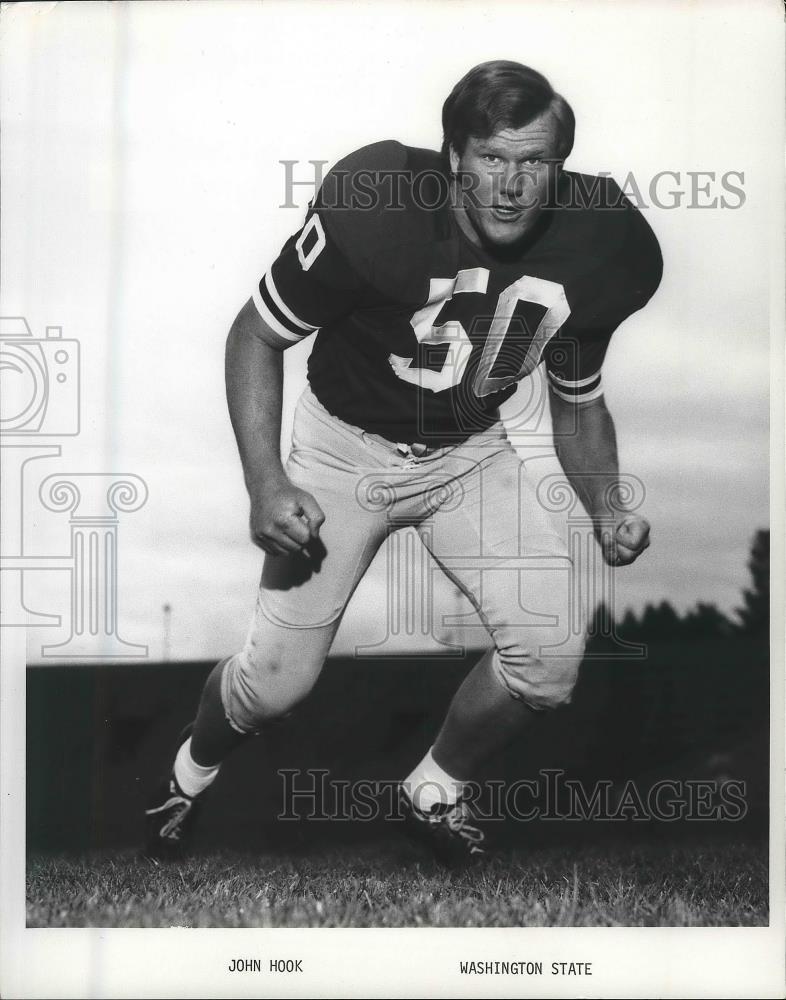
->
<box><xmin>252</xmin><ymin>140</ymin><xmax>662</xmax><ymax>445</ymax></box>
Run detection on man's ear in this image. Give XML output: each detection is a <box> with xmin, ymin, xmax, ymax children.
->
<box><xmin>448</xmin><ymin>144</ymin><xmax>460</xmax><ymax>175</ymax></box>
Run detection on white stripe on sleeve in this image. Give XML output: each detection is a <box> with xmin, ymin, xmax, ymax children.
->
<box><xmin>549</xmin><ymin>379</ymin><xmax>605</xmax><ymax>403</ymax></box>
<box><xmin>251</xmin><ymin>282</ymin><xmax>306</xmax><ymax>342</ymax></box>
<box><xmin>265</xmin><ymin>272</ymin><xmax>318</xmax><ymax>332</ymax></box>
<box><xmin>548</xmin><ymin>370</ymin><xmax>602</xmax><ymax>388</ymax></box>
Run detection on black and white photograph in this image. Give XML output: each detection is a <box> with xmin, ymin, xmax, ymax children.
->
<box><xmin>1</xmin><ymin>1</ymin><xmax>784</xmax><ymax>996</ymax></box>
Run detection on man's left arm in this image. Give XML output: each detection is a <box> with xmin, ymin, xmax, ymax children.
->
<box><xmin>549</xmin><ymin>391</ymin><xmax>650</xmax><ymax>567</ymax></box>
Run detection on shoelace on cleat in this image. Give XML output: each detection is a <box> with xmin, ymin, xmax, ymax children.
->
<box><xmin>145</xmin><ymin>780</ymin><xmax>195</xmax><ymax>840</ymax></box>
<box><xmin>159</xmin><ymin>800</ymin><xmax>193</xmax><ymax>840</ymax></box>
<box><xmin>435</xmin><ymin>799</ymin><xmax>485</xmax><ymax>845</ymax></box>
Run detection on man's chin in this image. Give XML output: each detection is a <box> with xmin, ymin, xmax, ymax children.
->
<box><xmin>475</xmin><ymin>216</ymin><xmax>540</xmax><ymax>250</ymax></box>
<box><xmin>483</xmin><ymin>224</ymin><xmax>531</xmax><ymax>245</ymax></box>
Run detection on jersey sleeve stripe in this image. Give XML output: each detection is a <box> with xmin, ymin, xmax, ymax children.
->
<box><xmin>547</xmin><ymin>370</ymin><xmax>602</xmax><ymax>389</ymax></box>
<box><xmin>549</xmin><ymin>376</ymin><xmax>604</xmax><ymax>403</ymax></box>
<box><xmin>260</xmin><ymin>274</ymin><xmax>316</xmax><ymax>338</ymax></box>
<box><xmin>264</xmin><ymin>271</ymin><xmax>318</xmax><ymax>332</ymax></box>
<box><xmin>251</xmin><ymin>281</ymin><xmax>306</xmax><ymax>343</ymax></box>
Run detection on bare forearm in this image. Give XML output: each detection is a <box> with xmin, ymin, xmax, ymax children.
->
<box><xmin>550</xmin><ymin>391</ymin><xmax>651</xmax><ymax>566</ymax></box>
<box><xmin>225</xmin><ymin>300</ymin><xmax>287</xmax><ymax>499</ymax></box>
<box><xmin>550</xmin><ymin>394</ymin><xmax>623</xmax><ymax>525</ymax></box>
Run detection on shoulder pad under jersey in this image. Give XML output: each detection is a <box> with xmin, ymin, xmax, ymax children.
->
<box><xmin>314</xmin><ymin>140</ymin><xmax>451</xmax><ymax>289</ymax></box>
<box><xmin>562</xmin><ymin>172</ymin><xmax>662</xmax><ymax>282</ymax></box>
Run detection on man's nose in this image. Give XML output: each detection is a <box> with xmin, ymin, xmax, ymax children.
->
<box><xmin>500</xmin><ymin>163</ymin><xmax>531</xmax><ymax>200</ymax></box>
<box><xmin>504</xmin><ymin>164</ymin><xmax>520</xmax><ymax>193</ymax></box>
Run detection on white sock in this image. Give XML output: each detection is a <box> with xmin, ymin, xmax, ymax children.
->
<box><xmin>404</xmin><ymin>747</ymin><xmax>465</xmax><ymax>812</ymax></box>
<box><xmin>173</xmin><ymin>737</ymin><xmax>220</xmax><ymax>798</ymax></box>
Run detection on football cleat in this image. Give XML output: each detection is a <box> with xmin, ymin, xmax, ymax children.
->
<box><xmin>143</xmin><ymin>724</ymin><xmax>203</xmax><ymax>860</ymax></box>
<box><xmin>398</xmin><ymin>784</ymin><xmax>486</xmax><ymax>869</ymax></box>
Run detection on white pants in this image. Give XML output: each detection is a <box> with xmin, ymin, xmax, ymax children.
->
<box><xmin>222</xmin><ymin>387</ymin><xmax>585</xmax><ymax>732</ymax></box>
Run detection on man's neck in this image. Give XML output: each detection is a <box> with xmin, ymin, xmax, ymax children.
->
<box><xmin>449</xmin><ymin>200</ymin><xmax>553</xmax><ymax>261</ymax></box>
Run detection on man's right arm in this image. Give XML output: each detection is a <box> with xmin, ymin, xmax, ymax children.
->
<box><xmin>228</xmin><ymin>161</ymin><xmax>371</xmax><ymax>553</ymax></box>
<box><xmin>225</xmin><ymin>298</ymin><xmax>324</xmax><ymax>556</ymax></box>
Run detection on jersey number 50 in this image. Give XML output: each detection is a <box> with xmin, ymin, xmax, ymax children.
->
<box><xmin>389</xmin><ymin>267</ymin><xmax>571</xmax><ymax>397</ymax></box>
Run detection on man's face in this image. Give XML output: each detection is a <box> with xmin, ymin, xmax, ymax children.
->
<box><xmin>450</xmin><ymin>112</ymin><xmax>563</xmax><ymax>249</ymax></box>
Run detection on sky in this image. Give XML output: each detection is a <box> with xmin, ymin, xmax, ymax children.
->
<box><xmin>1</xmin><ymin>0</ymin><xmax>779</xmax><ymax>664</ymax></box>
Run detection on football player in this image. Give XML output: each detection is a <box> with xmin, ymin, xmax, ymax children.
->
<box><xmin>145</xmin><ymin>60</ymin><xmax>661</xmax><ymax>868</ymax></box>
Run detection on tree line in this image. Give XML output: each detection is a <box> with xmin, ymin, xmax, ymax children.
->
<box><xmin>598</xmin><ymin>529</ymin><xmax>769</xmax><ymax>641</ymax></box>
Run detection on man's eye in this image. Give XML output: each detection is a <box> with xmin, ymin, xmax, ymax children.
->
<box><xmin>482</xmin><ymin>154</ymin><xmax>501</xmax><ymax>164</ymax></box>
<box><xmin>522</xmin><ymin>158</ymin><xmax>541</xmax><ymax>166</ymax></box>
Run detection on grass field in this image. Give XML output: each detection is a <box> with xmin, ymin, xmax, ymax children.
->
<box><xmin>27</xmin><ymin>837</ymin><xmax>767</xmax><ymax>928</ymax></box>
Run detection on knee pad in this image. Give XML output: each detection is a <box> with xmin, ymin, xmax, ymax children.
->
<box><xmin>491</xmin><ymin>631</ymin><xmax>584</xmax><ymax>711</ymax></box>
<box><xmin>219</xmin><ymin>586</ymin><xmax>341</xmax><ymax>732</ymax></box>
<box><xmin>220</xmin><ymin>617</ymin><xmax>329</xmax><ymax>732</ymax></box>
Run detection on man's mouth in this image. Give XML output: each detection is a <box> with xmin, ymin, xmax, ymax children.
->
<box><xmin>489</xmin><ymin>204</ymin><xmax>524</xmax><ymax>222</ymax></box>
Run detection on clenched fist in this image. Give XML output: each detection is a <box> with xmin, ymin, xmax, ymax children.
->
<box><xmin>599</xmin><ymin>513</ymin><xmax>651</xmax><ymax>567</ymax></box>
<box><xmin>249</xmin><ymin>477</ymin><xmax>325</xmax><ymax>556</ymax></box>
